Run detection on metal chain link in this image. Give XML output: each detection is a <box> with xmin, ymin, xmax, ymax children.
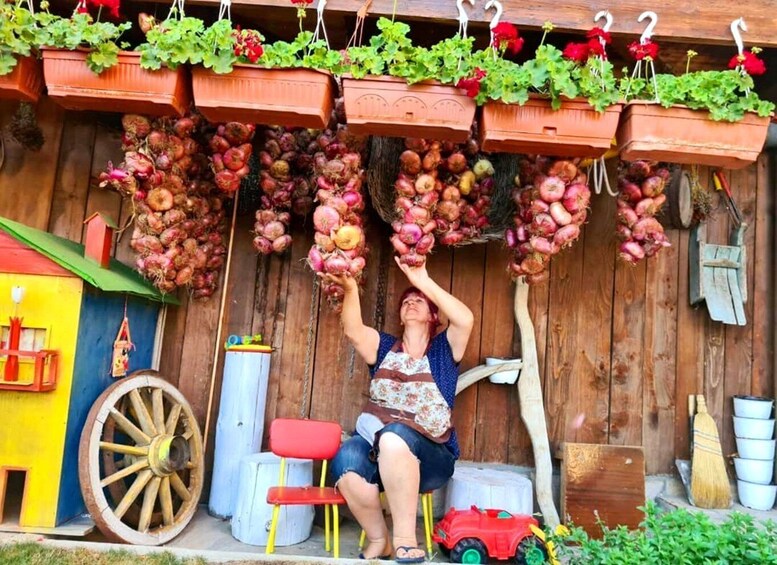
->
<box><xmin>300</xmin><ymin>273</ymin><xmax>320</xmax><ymax>418</ymax></box>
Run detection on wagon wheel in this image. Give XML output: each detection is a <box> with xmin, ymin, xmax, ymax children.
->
<box><xmin>79</xmin><ymin>371</ymin><xmax>203</xmax><ymax>545</ymax></box>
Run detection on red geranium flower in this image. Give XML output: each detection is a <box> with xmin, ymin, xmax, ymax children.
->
<box><xmin>628</xmin><ymin>39</ymin><xmax>659</xmax><ymax>61</ymax></box>
<box><xmin>457</xmin><ymin>68</ymin><xmax>486</xmax><ymax>98</ymax></box>
<box><xmin>562</xmin><ymin>42</ymin><xmax>590</xmax><ymax>64</ymax></box>
<box><xmin>87</xmin><ymin>0</ymin><xmax>120</xmax><ymax>18</ymax></box>
<box><xmin>492</xmin><ymin>22</ymin><xmax>524</xmax><ymax>56</ymax></box>
<box><xmin>290</xmin><ymin>0</ymin><xmax>313</xmax><ymax>3</ymax></box>
<box><xmin>728</xmin><ymin>50</ymin><xmax>766</xmax><ymax>76</ymax></box>
<box><xmin>74</xmin><ymin>0</ymin><xmax>88</xmax><ymax>14</ymax></box>
<box><xmin>587</xmin><ymin>37</ymin><xmax>607</xmax><ymax>59</ymax></box>
<box><xmin>233</xmin><ymin>28</ymin><xmax>265</xmax><ymax>64</ymax></box>
<box><xmin>587</xmin><ymin>27</ymin><xmax>611</xmax><ymax>45</ymax></box>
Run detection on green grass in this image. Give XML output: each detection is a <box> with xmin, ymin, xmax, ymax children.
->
<box><xmin>0</xmin><ymin>542</ymin><xmax>207</xmax><ymax>565</ymax></box>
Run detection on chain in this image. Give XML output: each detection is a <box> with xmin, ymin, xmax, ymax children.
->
<box><xmin>300</xmin><ymin>273</ymin><xmax>320</xmax><ymax>418</ymax></box>
<box><xmin>374</xmin><ymin>248</ymin><xmax>390</xmax><ymax>332</ymax></box>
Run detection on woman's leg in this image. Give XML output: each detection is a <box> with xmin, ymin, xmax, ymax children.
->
<box><xmin>376</xmin><ymin>424</ymin><xmax>456</xmax><ymax>561</ymax></box>
<box><xmin>331</xmin><ymin>435</ymin><xmax>390</xmax><ymax>558</ymax></box>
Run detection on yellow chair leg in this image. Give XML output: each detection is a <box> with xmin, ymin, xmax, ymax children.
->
<box><xmin>333</xmin><ymin>504</ymin><xmax>340</xmax><ymax>559</ymax></box>
<box><xmin>358</xmin><ymin>527</ymin><xmax>366</xmax><ymax>550</ymax></box>
<box><xmin>422</xmin><ymin>493</ymin><xmax>433</xmax><ymax>554</ymax></box>
<box><xmin>324</xmin><ymin>504</ymin><xmax>331</xmax><ymax>552</ymax></box>
<box><xmin>266</xmin><ymin>504</ymin><xmax>281</xmax><ymax>554</ymax></box>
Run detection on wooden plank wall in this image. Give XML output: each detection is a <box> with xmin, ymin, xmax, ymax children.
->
<box><xmin>1</xmin><ymin>104</ymin><xmax>774</xmax><ymax>476</ymax></box>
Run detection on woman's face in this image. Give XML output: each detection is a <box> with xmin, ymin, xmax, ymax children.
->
<box><xmin>400</xmin><ymin>292</ymin><xmax>431</xmax><ymax>326</ymax></box>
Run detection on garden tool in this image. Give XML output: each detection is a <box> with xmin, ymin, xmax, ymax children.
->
<box><xmin>688</xmin><ymin>171</ymin><xmax>747</xmax><ymax>325</ymax></box>
<box><xmin>690</xmin><ymin>395</ymin><xmax>732</xmax><ymax>509</ymax></box>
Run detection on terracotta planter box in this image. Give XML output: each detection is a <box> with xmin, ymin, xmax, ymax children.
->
<box><xmin>42</xmin><ymin>49</ymin><xmax>191</xmax><ymax>116</ymax></box>
<box><xmin>616</xmin><ymin>102</ymin><xmax>770</xmax><ymax>169</ymax></box>
<box><xmin>480</xmin><ymin>98</ymin><xmax>623</xmax><ymax>157</ymax></box>
<box><xmin>341</xmin><ymin>76</ymin><xmax>476</xmax><ymax>142</ymax></box>
<box><xmin>0</xmin><ymin>56</ymin><xmax>44</xmax><ymax>103</ymax></box>
<box><xmin>192</xmin><ymin>66</ymin><xmax>335</xmax><ymax>129</ymax></box>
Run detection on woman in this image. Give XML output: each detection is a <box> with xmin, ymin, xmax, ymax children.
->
<box><xmin>326</xmin><ymin>257</ymin><xmax>474</xmax><ymax>563</ymax></box>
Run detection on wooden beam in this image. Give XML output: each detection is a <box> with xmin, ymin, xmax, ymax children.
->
<box><xmin>187</xmin><ymin>0</ymin><xmax>777</xmax><ymax>46</ymax></box>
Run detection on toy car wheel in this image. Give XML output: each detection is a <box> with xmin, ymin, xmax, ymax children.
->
<box><xmin>515</xmin><ymin>535</ymin><xmax>549</xmax><ymax>565</ymax></box>
<box><xmin>437</xmin><ymin>543</ymin><xmax>451</xmax><ymax>558</ymax></box>
<box><xmin>450</xmin><ymin>537</ymin><xmax>488</xmax><ymax>564</ymax></box>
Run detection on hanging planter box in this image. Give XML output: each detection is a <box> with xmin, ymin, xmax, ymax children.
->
<box><xmin>42</xmin><ymin>49</ymin><xmax>191</xmax><ymax>116</ymax></box>
<box><xmin>616</xmin><ymin>102</ymin><xmax>769</xmax><ymax>169</ymax></box>
<box><xmin>0</xmin><ymin>56</ymin><xmax>44</xmax><ymax>103</ymax></box>
<box><xmin>192</xmin><ymin>66</ymin><xmax>335</xmax><ymax>129</ymax></box>
<box><xmin>341</xmin><ymin>75</ymin><xmax>476</xmax><ymax>142</ymax></box>
<box><xmin>479</xmin><ymin>97</ymin><xmax>623</xmax><ymax>157</ymax></box>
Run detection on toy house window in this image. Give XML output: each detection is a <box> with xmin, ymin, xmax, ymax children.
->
<box><xmin>0</xmin><ymin>326</ymin><xmax>48</xmax><ymax>358</ymax></box>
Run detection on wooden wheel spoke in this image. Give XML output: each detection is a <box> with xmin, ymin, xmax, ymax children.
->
<box><xmin>129</xmin><ymin>389</ymin><xmax>157</xmax><ymax>437</ymax></box>
<box><xmin>159</xmin><ymin>477</ymin><xmax>174</xmax><ymax>526</ymax></box>
<box><xmin>169</xmin><ymin>471</ymin><xmax>191</xmax><ymax>502</ymax></box>
<box><xmin>151</xmin><ymin>389</ymin><xmax>165</xmax><ymax>433</ymax></box>
<box><xmin>165</xmin><ymin>403</ymin><xmax>182</xmax><ymax>435</ymax></box>
<box><xmin>138</xmin><ymin>476</ymin><xmax>162</xmax><ymax>532</ymax></box>
<box><xmin>183</xmin><ymin>430</ymin><xmax>193</xmax><ymax>441</ymax></box>
<box><xmin>99</xmin><ymin>442</ymin><xmax>149</xmax><ymax>457</ymax></box>
<box><xmin>109</xmin><ymin>408</ymin><xmax>151</xmax><ymax>446</ymax></box>
<box><xmin>114</xmin><ymin>469</ymin><xmax>153</xmax><ymax>520</ymax></box>
<box><xmin>100</xmin><ymin>458</ymin><xmax>149</xmax><ymax>488</ymax></box>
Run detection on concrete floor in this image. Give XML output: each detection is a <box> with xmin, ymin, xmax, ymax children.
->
<box><xmin>1</xmin><ymin>470</ymin><xmax>775</xmax><ymax>564</ymax></box>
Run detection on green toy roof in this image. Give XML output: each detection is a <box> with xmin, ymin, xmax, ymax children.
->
<box><xmin>0</xmin><ymin>216</ymin><xmax>178</xmax><ymax>305</ymax></box>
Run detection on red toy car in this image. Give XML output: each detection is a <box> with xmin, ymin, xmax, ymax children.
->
<box><xmin>433</xmin><ymin>506</ymin><xmax>549</xmax><ymax>564</ymax></box>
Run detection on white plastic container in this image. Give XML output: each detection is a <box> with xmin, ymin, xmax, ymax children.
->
<box><xmin>733</xmin><ymin>395</ymin><xmax>775</xmax><ymax>420</ymax></box>
<box><xmin>485</xmin><ymin>357</ymin><xmax>522</xmax><ymax>385</ymax></box>
<box><xmin>736</xmin><ymin>437</ymin><xmax>776</xmax><ymax>460</ymax></box>
<box><xmin>733</xmin><ymin>457</ymin><xmax>774</xmax><ymax>485</ymax></box>
<box><xmin>733</xmin><ymin>416</ymin><xmax>775</xmax><ymax>440</ymax></box>
<box><xmin>737</xmin><ymin>479</ymin><xmax>777</xmax><ymax>511</ymax></box>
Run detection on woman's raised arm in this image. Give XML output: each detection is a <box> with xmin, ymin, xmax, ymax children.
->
<box><xmin>394</xmin><ymin>257</ymin><xmax>474</xmax><ymax>362</ymax></box>
<box><xmin>325</xmin><ymin>274</ymin><xmax>380</xmax><ymax>365</ymax></box>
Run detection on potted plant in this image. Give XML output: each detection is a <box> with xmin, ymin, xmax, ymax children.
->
<box><xmin>617</xmin><ymin>32</ymin><xmax>775</xmax><ymax>169</ymax></box>
<box><xmin>186</xmin><ymin>0</ymin><xmax>340</xmax><ymax>129</ymax></box>
<box><xmin>40</xmin><ymin>0</ymin><xmax>190</xmax><ymax>115</ymax></box>
<box><xmin>342</xmin><ymin>17</ymin><xmax>477</xmax><ymax>142</ymax></box>
<box><xmin>461</xmin><ymin>20</ymin><xmax>622</xmax><ymax>157</ymax></box>
<box><xmin>0</xmin><ymin>0</ymin><xmax>45</xmax><ymax>102</ymax></box>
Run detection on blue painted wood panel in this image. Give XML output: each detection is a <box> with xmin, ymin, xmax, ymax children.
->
<box><xmin>56</xmin><ymin>287</ymin><xmax>159</xmax><ymax>525</ymax></box>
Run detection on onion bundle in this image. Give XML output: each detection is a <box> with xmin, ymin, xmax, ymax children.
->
<box><xmin>616</xmin><ymin>160</ymin><xmax>671</xmax><ymax>263</ymax></box>
<box><xmin>390</xmin><ymin>138</ymin><xmax>442</xmax><ymax>266</ymax></box>
<box><xmin>209</xmin><ymin>122</ymin><xmax>255</xmax><ymax>194</ymax></box>
<box><xmin>104</xmin><ymin>114</ymin><xmax>228</xmax><ymax>299</ymax></box>
<box><xmin>436</xmin><ymin>151</ymin><xmax>495</xmax><ymax>245</ymax></box>
<box><xmin>307</xmin><ymin>129</ymin><xmax>368</xmax><ymax>313</ymax></box>
<box><xmin>252</xmin><ymin>127</ymin><xmax>320</xmax><ymax>254</ymax></box>
<box><xmin>505</xmin><ymin>156</ymin><xmax>591</xmax><ymax>284</ymax></box>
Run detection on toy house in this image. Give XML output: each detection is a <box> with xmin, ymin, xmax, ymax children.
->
<box><xmin>0</xmin><ymin>214</ymin><xmax>174</xmax><ymax>533</ymax></box>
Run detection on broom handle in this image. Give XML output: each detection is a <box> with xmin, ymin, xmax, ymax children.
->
<box><xmin>688</xmin><ymin>395</ymin><xmax>696</xmax><ymax>455</ymax></box>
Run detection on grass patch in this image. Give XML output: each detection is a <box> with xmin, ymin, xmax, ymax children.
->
<box><xmin>0</xmin><ymin>542</ymin><xmax>207</xmax><ymax>565</ymax></box>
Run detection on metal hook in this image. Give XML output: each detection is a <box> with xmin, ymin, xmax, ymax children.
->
<box><xmin>485</xmin><ymin>0</ymin><xmax>503</xmax><ymax>47</ymax></box>
<box><xmin>638</xmin><ymin>11</ymin><xmax>658</xmax><ymax>44</ymax></box>
<box><xmin>730</xmin><ymin>17</ymin><xmax>747</xmax><ymax>55</ymax></box>
<box><xmin>594</xmin><ymin>10</ymin><xmax>613</xmax><ymax>32</ymax></box>
<box><xmin>313</xmin><ymin>0</ymin><xmax>330</xmax><ymax>48</ymax></box>
<box><xmin>456</xmin><ymin>0</ymin><xmax>475</xmax><ymax>38</ymax></box>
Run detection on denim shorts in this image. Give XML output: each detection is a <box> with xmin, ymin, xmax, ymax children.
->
<box><xmin>330</xmin><ymin>422</ymin><xmax>455</xmax><ymax>493</ymax></box>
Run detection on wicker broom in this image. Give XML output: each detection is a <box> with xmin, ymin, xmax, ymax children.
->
<box><xmin>690</xmin><ymin>394</ymin><xmax>732</xmax><ymax>508</ymax></box>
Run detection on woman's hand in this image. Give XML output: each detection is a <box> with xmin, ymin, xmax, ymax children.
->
<box><xmin>318</xmin><ymin>271</ymin><xmax>358</xmax><ymax>292</ymax></box>
<box><xmin>394</xmin><ymin>256</ymin><xmax>430</xmax><ymax>289</ymax></box>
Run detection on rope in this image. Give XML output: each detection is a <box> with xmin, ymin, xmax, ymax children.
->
<box><xmin>300</xmin><ymin>273</ymin><xmax>320</xmax><ymax>418</ymax></box>
<box><xmin>374</xmin><ymin>247</ymin><xmax>390</xmax><ymax>332</ymax></box>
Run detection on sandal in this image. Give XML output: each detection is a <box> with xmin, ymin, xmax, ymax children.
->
<box><xmin>394</xmin><ymin>545</ymin><xmax>426</xmax><ymax>564</ymax></box>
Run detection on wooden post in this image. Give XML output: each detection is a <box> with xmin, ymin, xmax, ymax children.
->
<box><xmin>514</xmin><ymin>278</ymin><xmax>560</xmax><ymax>527</ymax></box>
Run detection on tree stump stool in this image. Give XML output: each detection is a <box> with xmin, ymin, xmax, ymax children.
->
<box><xmin>445</xmin><ymin>463</ymin><xmax>533</xmax><ymax>516</ymax></box>
<box><xmin>231</xmin><ymin>452</ymin><xmax>314</xmax><ymax>547</ymax></box>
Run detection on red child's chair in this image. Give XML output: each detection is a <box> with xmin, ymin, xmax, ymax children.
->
<box><xmin>265</xmin><ymin>418</ymin><xmax>347</xmax><ymax>558</ymax></box>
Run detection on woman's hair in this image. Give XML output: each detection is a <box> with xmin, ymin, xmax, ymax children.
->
<box><xmin>398</xmin><ymin>286</ymin><xmax>440</xmax><ymax>334</ymax></box>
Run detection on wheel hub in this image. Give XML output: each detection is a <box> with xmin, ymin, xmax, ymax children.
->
<box><xmin>148</xmin><ymin>434</ymin><xmax>190</xmax><ymax>476</ymax></box>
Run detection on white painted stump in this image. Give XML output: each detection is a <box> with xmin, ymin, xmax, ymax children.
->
<box><xmin>209</xmin><ymin>350</ymin><xmax>271</xmax><ymax>519</ymax></box>
<box><xmin>231</xmin><ymin>452</ymin><xmax>315</xmax><ymax>547</ymax></box>
<box><xmin>444</xmin><ymin>464</ymin><xmax>533</xmax><ymax>516</ymax></box>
